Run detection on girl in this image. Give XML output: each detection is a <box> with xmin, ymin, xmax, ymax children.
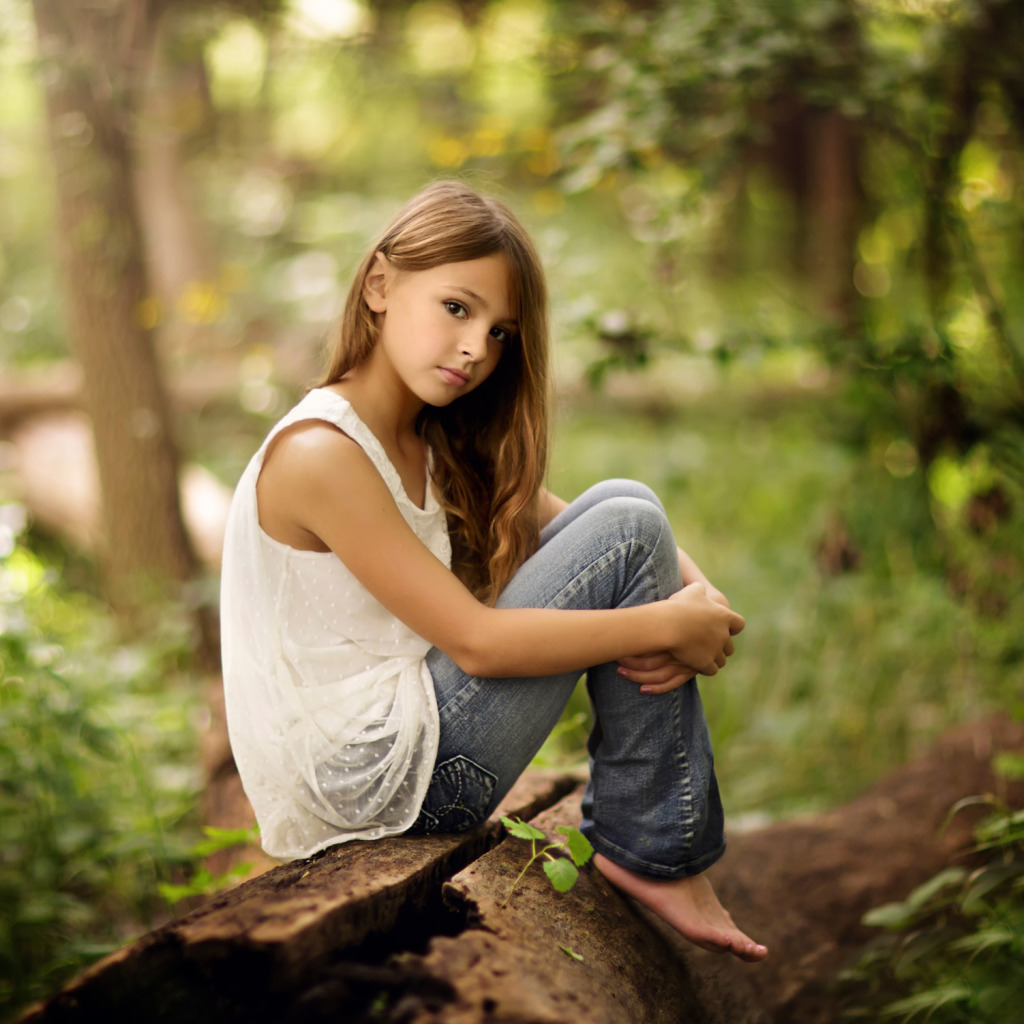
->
<box><xmin>221</xmin><ymin>181</ymin><xmax>766</xmax><ymax>962</ymax></box>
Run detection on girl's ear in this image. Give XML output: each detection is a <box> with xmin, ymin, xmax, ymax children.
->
<box><xmin>363</xmin><ymin>251</ymin><xmax>390</xmax><ymax>313</ymax></box>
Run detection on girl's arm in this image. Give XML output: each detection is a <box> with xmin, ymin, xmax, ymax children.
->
<box><xmin>537</xmin><ymin>487</ymin><xmax>568</xmax><ymax>529</ymax></box>
<box><xmin>258</xmin><ymin>425</ymin><xmax>743</xmax><ymax>680</ymax></box>
<box><xmin>677</xmin><ymin>546</ymin><xmax>730</xmax><ymax>607</ymax></box>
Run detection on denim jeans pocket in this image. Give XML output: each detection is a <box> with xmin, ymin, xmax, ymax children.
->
<box><xmin>411</xmin><ymin>755</ymin><xmax>498</xmax><ymax>834</ymax></box>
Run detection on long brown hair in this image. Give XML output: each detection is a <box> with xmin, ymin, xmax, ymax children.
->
<box><xmin>316</xmin><ymin>181</ymin><xmax>550</xmax><ymax>604</ymax></box>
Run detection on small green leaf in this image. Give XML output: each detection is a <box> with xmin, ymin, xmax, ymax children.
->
<box><xmin>892</xmin><ymin>926</ymin><xmax>959</xmax><ymax>978</ymax></box>
<box><xmin>947</xmin><ymin>925</ymin><xmax>1016</xmax><ymax>956</ymax></box>
<box><xmin>191</xmin><ymin>824</ymin><xmax>260</xmax><ymax>857</ymax></box>
<box><xmin>557</xmin><ymin>826</ymin><xmax>595</xmax><ymax>867</ymax></box>
<box><xmin>882</xmin><ymin>983</ymin><xmax>972</xmax><ymax>1017</ymax></box>
<box><xmin>902</xmin><ymin>867</ymin><xmax>966</xmax><ymax>913</ymax></box>
<box><xmin>960</xmin><ymin>863</ymin><xmax>1021</xmax><ymax>915</ymax></box>
<box><xmin>993</xmin><ymin>752</ymin><xmax>1024</xmax><ymax>781</ymax></box>
<box><xmin>502</xmin><ymin>815</ymin><xmax>546</xmax><ymax>841</ymax></box>
<box><xmin>559</xmin><ymin>945</ymin><xmax>584</xmax><ymax>961</ymax></box>
<box><xmin>862</xmin><ymin>901</ymin><xmax>916</xmax><ymax>930</ymax></box>
<box><xmin>543</xmin><ymin>858</ymin><xmax>579</xmax><ymax>893</ymax></box>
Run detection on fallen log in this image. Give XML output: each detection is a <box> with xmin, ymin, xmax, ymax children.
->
<box><xmin>19</xmin><ymin>771</ymin><xmax>578</xmax><ymax>1024</ymax></box>
<box><xmin>0</xmin><ymin>351</ymin><xmax>316</xmax><ymax>434</ymax></box>
<box><xmin>393</xmin><ymin>713</ymin><xmax>1022</xmax><ymax>1023</ymax></box>
<box><xmin>408</xmin><ymin>792</ymin><xmax>768</xmax><ymax>1024</ymax></box>
<box><xmin>20</xmin><ymin>716</ymin><xmax>1024</xmax><ymax>1024</ymax></box>
<box><xmin>8</xmin><ymin>413</ymin><xmax>232</xmax><ymax>570</ymax></box>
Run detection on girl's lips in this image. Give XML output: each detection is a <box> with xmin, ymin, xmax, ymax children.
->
<box><xmin>439</xmin><ymin>367</ymin><xmax>470</xmax><ymax>387</ymax></box>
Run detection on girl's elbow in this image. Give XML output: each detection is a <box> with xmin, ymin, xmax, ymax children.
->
<box><xmin>448</xmin><ymin>642</ymin><xmax>493</xmax><ymax>679</ymax></box>
<box><xmin>438</xmin><ymin>609</ymin><xmax>501</xmax><ymax>678</ymax></box>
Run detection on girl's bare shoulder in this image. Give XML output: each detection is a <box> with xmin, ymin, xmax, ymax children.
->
<box><xmin>257</xmin><ymin>420</ymin><xmax>378</xmax><ymax>549</ymax></box>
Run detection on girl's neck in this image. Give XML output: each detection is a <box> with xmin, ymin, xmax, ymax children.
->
<box><xmin>329</xmin><ymin>354</ymin><xmax>423</xmax><ymax>449</ymax></box>
<box><xmin>325</xmin><ymin>371</ymin><xmax>428</xmax><ymax>508</ymax></box>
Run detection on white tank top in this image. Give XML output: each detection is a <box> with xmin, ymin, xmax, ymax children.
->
<box><xmin>220</xmin><ymin>388</ymin><xmax>448</xmax><ymax>860</ymax></box>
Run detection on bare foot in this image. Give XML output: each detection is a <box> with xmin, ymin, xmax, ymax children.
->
<box><xmin>593</xmin><ymin>853</ymin><xmax>768</xmax><ymax>962</ymax></box>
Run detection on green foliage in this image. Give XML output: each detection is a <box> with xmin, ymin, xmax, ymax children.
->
<box><xmin>841</xmin><ymin>771</ymin><xmax>1024</xmax><ymax>1023</ymax></box>
<box><xmin>499</xmin><ymin>816</ymin><xmax>594</xmax><ymax>905</ymax></box>
<box><xmin>554</xmin><ymin>0</ymin><xmax>1024</xmax><ymax>501</ymax></box>
<box><xmin>557</xmin><ymin>0</ymin><xmax>861</xmax><ymax>190</ymax></box>
<box><xmin>157</xmin><ymin>824</ymin><xmax>259</xmax><ymax>907</ymax></box>
<box><xmin>546</xmin><ymin>390</ymin><xmax>1024</xmax><ymax>816</ymax></box>
<box><xmin>0</xmin><ymin>516</ymin><xmax>203</xmax><ymax>1017</ymax></box>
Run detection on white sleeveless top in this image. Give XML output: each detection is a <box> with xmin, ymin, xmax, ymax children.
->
<box><xmin>220</xmin><ymin>388</ymin><xmax>449</xmax><ymax>860</ymax></box>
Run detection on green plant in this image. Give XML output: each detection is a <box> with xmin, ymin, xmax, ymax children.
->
<box><xmin>499</xmin><ymin>816</ymin><xmax>594</xmax><ymax>905</ymax></box>
<box><xmin>840</xmin><ymin>758</ymin><xmax>1024</xmax><ymax>1022</ymax></box>
<box><xmin>0</xmin><ymin>514</ymin><xmax>203</xmax><ymax>1018</ymax></box>
<box><xmin>157</xmin><ymin>824</ymin><xmax>260</xmax><ymax>907</ymax></box>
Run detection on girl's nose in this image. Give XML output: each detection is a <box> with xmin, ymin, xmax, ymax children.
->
<box><xmin>461</xmin><ymin>330</ymin><xmax>489</xmax><ymax>361</ymax></box>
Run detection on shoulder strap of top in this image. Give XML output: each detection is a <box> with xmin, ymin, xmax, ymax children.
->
<box><xmin>257</xmin><ymin>388</ymin><xmax>408</xmax><ymax>505</ymax></box>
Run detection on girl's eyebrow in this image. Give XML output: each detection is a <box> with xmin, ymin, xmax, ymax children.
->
<box><xmin>448</xmin><ymin>286</ymin><xmax>489</xmax><ymax>307</ymax></box>
<box><xmin>448</xmin><ymin>286</ymin><xmax>518</xmax><ymax>326</ymax></box>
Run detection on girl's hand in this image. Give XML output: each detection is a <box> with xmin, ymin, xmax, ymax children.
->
<box><xmin>676</xmin><ymin>546</ymin><xmax>731</xmax><ymax>609</ymax></box>
<box><xmin>664</xmin><ymin>582</ymin><xmax>745</xmax><ymax>677</ymax></box>
<box><xmin>617</xmin><ymin>652</ymin><xmax>700</xmax><ymax>695</ymax></box>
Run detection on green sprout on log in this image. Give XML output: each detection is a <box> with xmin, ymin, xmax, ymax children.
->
<box><xmin>499</xmin><ymin>816</ymin><xmax>594</xmax><ymax>907</ymax></box>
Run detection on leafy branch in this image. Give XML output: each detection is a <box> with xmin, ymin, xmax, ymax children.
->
<box><xmin>499</xmin><ymin>816</ymin><xmax>594</xmax><ymax>907</ymax></box>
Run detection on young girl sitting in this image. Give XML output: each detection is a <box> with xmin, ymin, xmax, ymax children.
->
<box><xmin>220</xmin><ymin>180</ymin><xmax>767</xmax><ymax>962</ymax></box>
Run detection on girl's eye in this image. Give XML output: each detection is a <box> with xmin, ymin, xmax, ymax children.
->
<box><xmin>489</xmin><ymin>326</ymin><xmax>511</xmax><ymax>344</ymax></box>
<box><xmin>443</xmin><ymin>300</ymin><xmax>468</xmax><ymax>318</ymax></box>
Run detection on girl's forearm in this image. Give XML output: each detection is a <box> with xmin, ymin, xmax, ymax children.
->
<box><xmin>447</xmin><ymin>603</ymin><xmax>675</xmax><ymax>679</ymax></box>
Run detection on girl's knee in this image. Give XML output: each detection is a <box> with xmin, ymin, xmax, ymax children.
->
<box><xmin>585</xmin><ymin>478</ymin><xmax>666</xmax><ymax>515</ymax></box>
<box><xmin>601</xmin><ymin>494</ymin><xmax>671</xmax><ymax>553</ymax></box>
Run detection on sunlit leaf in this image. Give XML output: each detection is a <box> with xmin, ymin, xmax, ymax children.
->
<box><xmin>543</xmin><ymin>858</ymin><xmax>579</xmax><ymax>893</ymax></box>
<box><xmin>502</xmin><ymin>816</ymin><xmax>546</xmax><ymax>841</ymax></box>
<box><xmin>556</xmin><ymin>826</ymin><xmax>594</xmax><ymax>867</ymax></box>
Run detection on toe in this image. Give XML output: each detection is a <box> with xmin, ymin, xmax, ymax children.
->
<box><xmin>735</xmin><ymin>941</ymin><xmax>768</xmax><ymax>963</ymax></box>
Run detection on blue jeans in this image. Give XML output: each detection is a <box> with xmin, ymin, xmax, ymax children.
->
<box><xmin>409</xmin><ymin>479</ymin><xmax>725</xmax><ymax>881</ymax></box>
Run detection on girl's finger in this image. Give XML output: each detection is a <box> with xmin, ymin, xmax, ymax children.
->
<box><xmin>640</xmin><ymin>672</ymin><xmax>694</xmax><ymax>694</ymax></box>
<box><xmin>619</xmin><ymin>663</ymin><xmax>697</xmax><ymax>685</ymax></box>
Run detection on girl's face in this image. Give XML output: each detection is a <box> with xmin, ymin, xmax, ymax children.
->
<box><xmin>363</xmin><ymin>253</ymin><xmax>516</xmax><ymax>408</ymax></box>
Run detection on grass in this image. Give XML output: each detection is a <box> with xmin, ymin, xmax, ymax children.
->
<box><xmin>541</xmin><ymin>356</ymin><xmax>1023</xmax><ymax>820</ymax></box>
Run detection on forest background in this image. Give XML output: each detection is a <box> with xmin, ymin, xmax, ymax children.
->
<box><xmin>1</xmin><ymin>0</ymin><xmax>1022</xmax><ymax>1018</ymax></box>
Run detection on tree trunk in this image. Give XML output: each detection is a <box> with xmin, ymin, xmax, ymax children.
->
<box><xmin>30</xmin><ymin>0</ymin><xmax>197</xmax><ymax>617</ymax></box>
<box><xmin>132</xmin><ymin>12</ymin><xmax>217</xmax><ymax>333</ymax></box>
<box><xmin>805</xmin><ymin>109</ymin><xmax>861</xmax><ymax>332</ymax></box>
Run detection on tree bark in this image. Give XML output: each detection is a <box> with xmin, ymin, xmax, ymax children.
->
<box><xmin>30</xmin><ymin>0</ymin><xmax>197</xmax><ymax>617</ymax></box>
<box><xmin>805</xmin><ymin>109</ymin><xmax>861</xmax><ymax>332</ymax></box>
<box><xmin>132</xmin><ymin>12</ymin><xmax>217</xmax><ymax>324</ymax></box>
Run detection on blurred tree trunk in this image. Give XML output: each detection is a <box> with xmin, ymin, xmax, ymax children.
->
<box><xmin>132</xmin><ymin>17</ymin><xmax>217</xmax><ymax>328</ymax></box>
<box><xmin>804</xmin><ymin>109</ymin><xmax>861</xmax><ymax>331</ymax></box>
<box><xmin>30</xmin><ymin>0</ymin><xmax>199</xmax><ymax>623</ymax></box>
